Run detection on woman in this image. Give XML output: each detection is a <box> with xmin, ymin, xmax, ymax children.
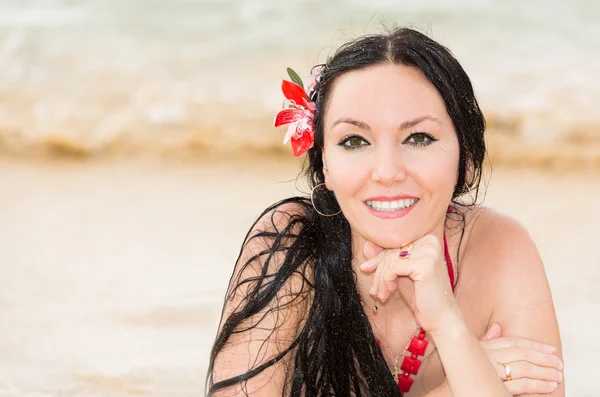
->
<box><xmin>207</xmin><ymin>28</ymin><xmax>564</xmax><ymax>396</ymax></box>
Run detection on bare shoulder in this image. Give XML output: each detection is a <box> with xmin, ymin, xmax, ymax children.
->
<box><xmin>210</xmin><ymin>199</ymin><xmax>313</xmax><ymax>396</ymax></box>
<box><xmin>458</xmin><ymin>205</ymin><xmax>553</xmax><ymax>311</ymax></box>
<box><xmin>251</xmin><ymin>200</ymin><xmax>310</xmax><ymax>238</ymax></box>
<box><xmin>237</xmin><ymin>199</ymin><xmax>311</xmax><ymax>272</ymax></box>
<box><xmin>228</xmin><ymin>198</ymin><xmax>313</xmax><ymax>310</ymax></box>
<box><xmin>232</xmin><ymin>200</ymin><xmax>312</xmax><ymax>286</ymax></box>
<box><xmin>460</xmin><ymin>206</ymin><xmax>563</xmax><ymax>371</ymax></box>
<box><xmin>460</xmin><ymin>206</ymin><xmax>540</xmax><ymax>272</ymax></box>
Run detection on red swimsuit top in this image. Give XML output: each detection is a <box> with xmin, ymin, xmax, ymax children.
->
<box><xmin>444</xmin><ymin>233</ymin><xmax>455</xmax><ymax>292</ymax></box>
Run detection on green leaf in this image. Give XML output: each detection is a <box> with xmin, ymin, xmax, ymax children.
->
<box><xmin>287</xmin><ymin>67</ymin><xmax>304</xmax><ymax>89</ymax></box>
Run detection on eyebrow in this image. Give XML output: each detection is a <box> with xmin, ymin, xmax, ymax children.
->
<box><xmin>331</xmin><ymin>115</ymin><xmax>443</xmax><ymax>131</ymax></box>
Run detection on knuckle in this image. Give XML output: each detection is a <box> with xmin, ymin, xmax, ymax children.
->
<box><xmin>518</xmin><ymin>346</ymin><xmax>532</xmax><ymax>359</ymax></box>
<box><xmin>422</xmin><ymin>234</ymin><xmax>436</xmax><ymax>244</ymax></box>
<box><xmin>423</xmin><ymin>245</ymin><xmax>437</xmax><ymax>256</ymax></box>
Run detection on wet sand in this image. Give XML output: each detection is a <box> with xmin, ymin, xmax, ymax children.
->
<box><xmin>0</xmin><ymin>158</ymin><xmax>598</xmax><ymax>396</ymax></box>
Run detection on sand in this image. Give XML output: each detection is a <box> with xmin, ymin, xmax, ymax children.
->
<box><xmin>0</xmin><ymin>157</ymin><xmax>598</xmax><ymax>396</ymax></box>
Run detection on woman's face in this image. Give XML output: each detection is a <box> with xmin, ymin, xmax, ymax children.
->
<box><xmin>322</xmin><ymin>63</ymin><xmax>460</xmax><ymax>249</ymax></box>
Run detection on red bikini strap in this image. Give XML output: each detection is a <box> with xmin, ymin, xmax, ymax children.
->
<box><xmin>443</xmin><ymin>233</ymin><xmax>455</xmax><ymax>292</ymax></box>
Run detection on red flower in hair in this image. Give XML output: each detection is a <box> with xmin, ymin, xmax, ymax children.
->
<box><xmin>274</xmin><ymin>69</ymin><xmax>316</xmax><ymax>156</ymax></box>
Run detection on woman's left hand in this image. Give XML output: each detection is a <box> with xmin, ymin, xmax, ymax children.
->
<box><xmin>359</xmin><ymin>234</ymin><xmax>456</xmax><ymax>333</ymax></box>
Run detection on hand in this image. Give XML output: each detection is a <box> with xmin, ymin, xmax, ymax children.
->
<box><xmin>480</xmin><ymin>322</ymin><xmax>564</xmax><ymax>395</ymax></box>
<box><xmin>359</xmin><ymin>234</ymin><xmax>456</xmax><ymax>333</ymax></box>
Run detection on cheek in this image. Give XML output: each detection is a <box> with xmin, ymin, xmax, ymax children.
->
<box><xmin>324</xmin><ymin>150</ymin><xmax>369</xmax><ymax>195</ymax></box>
<box><xmin>407</xmin><ymin>143</ymin><xmax>459</xmax><ymax>197</ymax></box>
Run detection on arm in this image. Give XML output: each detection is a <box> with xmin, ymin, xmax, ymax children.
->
<box><xmin>428</xmin><ymin>309</ymin><xmax>512</xmax><ymax>397</ymax></box>
<box><xmin>422</xmin><ymin>380</ymin><xmax>452</xmax><ymax>397</ymax></box>
<box><xmin>209</xmin><ymin>205</ymin><xmax>309</xmax><ymax>397</ymax></box>
<box><xmin>420</xmin><ymin>322</ymin><xmax>563</xmax><ymax>397</ymax></box>
<box><xmin>483</xmin><ymin>212</ymin><xmax>564</xmax><ymax>396</ymax></box>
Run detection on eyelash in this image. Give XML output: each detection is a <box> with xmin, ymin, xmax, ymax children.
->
<box><xmin>406</xmin><ymin>132</ymin><xmax>438</xmax><ymax>147</ymax></box>
<box><xmin>338</xmin><ymin>135</ymin><xmax>369</xmax><ymax>150</ymax></box>
<box><xmin>337</xmin><ymin>132</ymin><xmax>438</xmax><ymax>150</ymax></box>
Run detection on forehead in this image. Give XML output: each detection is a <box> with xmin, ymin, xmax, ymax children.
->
<box><xmin>324</xmin><ymin>64</ymin><xmax>450</xmax><ymax>128</ymax></box>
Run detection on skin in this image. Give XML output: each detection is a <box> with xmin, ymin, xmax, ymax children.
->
<box><xmin>211</xmin><ymin>63</ymin><xmax>564</xmax><ymax>397</ymax></box>
<box><xmin>321</xmin><ymin>64</ymin><xmax>564</xmax><ymax>396</ymax></box>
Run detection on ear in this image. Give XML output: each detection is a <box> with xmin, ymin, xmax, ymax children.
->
<box><xmin>465</xmin><ymin>157</ymin><xmax>475</xmax><ymax>186</ymax></box>
<box><xmin>321</xmin><ymin>152</ymin><xmax>333</xmax><ymax>190</ymax></box>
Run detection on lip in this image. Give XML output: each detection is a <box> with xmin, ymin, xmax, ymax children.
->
<box><xmin>364</xmin><ymin>196</ymin><xmax>419</xmax><ymax>219</ymax></box>
<box><xmin>365</xmin><ymin>195</ymin><xmax>418</xmax><ymax>201</ymax></box>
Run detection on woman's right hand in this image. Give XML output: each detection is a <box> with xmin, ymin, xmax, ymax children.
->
<box><xmin>479</xmin><ymin>322</ymin><xmax>564</xmax><ymax>395</ymax></box>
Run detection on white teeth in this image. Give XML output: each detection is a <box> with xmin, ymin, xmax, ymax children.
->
<box><xmin>366</xmin><ymin>198</ymin><xmax>418</xmax><ymax>211</ymax></box>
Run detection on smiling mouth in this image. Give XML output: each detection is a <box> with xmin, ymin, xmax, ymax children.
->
<box><xmin>365</xmin><ymin>198</ymin><xmax>419</xmax><ymax>211</ymax></box>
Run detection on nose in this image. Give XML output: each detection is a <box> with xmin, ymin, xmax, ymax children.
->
<box><xmin>371</xmin><ymin>145</ymin><xmax>406</xmax><ymax>186</ymax></box>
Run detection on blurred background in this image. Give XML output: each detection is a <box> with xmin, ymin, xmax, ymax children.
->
<box><xmin>0</xmin><ymin>0</ymin><xmax>598</xmax><ymax>396</ymax></box>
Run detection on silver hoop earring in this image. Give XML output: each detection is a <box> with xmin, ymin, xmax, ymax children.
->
<box><xmin>310</xmin><ymin>183</ymin><xmax>342</xmax><ymax>217</ymax></box>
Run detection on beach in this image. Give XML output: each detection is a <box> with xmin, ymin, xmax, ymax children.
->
<box><xmin>1</xmin><ymin>0</ymin><xmax>599</xmax><ymax>395</ymax></box>
<box><xmin>0</xmin><ymin>157</ymin><xmax>598</xmax><ymax>396</ymax></box>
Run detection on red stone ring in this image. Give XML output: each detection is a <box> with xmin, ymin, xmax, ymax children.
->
<box><xmin>398</xmin><ymin>242</ymin><xmax>413</xmax><ymax>260</ymax></box>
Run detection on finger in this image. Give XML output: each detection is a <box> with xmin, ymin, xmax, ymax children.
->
<box><xmin>480</xmin><ymin>322</ymin><xmax>502</xmax><ymax>341</ymax></box>
<box><xmin>494</xmin><ymin>361</ymin><xmax>563</xmax><ymax>383</ymax></box>
<box><xmin>377</xmin><ymin>255</ymin><xmax>422</xmax><ymax>301</ymax></box>
<box><xmin>363</xmin><ymin>240</ymin><xmax>384</xmax><ymax>260</ymax></box>
<box><xmin>370</xmin><ymin>252</ymin><xmax>386</xmax><ymax>297</ymax></box>
<box><xmin>483</xmin><ymin>337</ymin><xmax>557</xmax><ymax>354</ymax></box>
<box><xmin>377</xmin><ymin>258</ymin><xmax>393</xmax><ymax>301</ymax></box>
<box><xmin>493</xmin><ymin>347</ymin><xmax>563</xmax><ymax>370</ymax></box>
<box><xmin>503</xmin><ymin>379</ymin><xmax>558</xmax><ymax>395</ymax></box>
<box><xmin>379</xmin><ymin>270</ymin><xmax>397</xmax><ymax>302</ymax></box>
<box><xmin>384</xmin><ymin>256</ymin><xmax>424</xmax><ymax>283</ymax></box>
<box><xmin>360</xmin><ymin>256</ymin><xmax>380</xmax><ymax>273</ymax></box>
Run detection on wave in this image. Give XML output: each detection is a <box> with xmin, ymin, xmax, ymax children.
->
<box><xmin>1</xmin><ymin>107</ymin><xmax>599</xmax><ymax>172</ymax></box>
<box><xmin>1</xmin><ymin>0</ymin><xmax>598</xmax><ymax>174</ymax></box>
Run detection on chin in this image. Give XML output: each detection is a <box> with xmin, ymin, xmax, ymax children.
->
<box><xmin>363</xmin><ymin>233</ymin><xmax>415</xmax><ymax>250</ymax></box>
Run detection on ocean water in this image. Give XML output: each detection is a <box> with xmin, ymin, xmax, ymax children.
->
<box><xmin>0</xmin><ymin>0</ymin><xmax>599</xmax><ymax>164</ymax></box>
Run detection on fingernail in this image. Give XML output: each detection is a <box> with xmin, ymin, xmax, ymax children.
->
<box><xmin>542</xmin><ymin>344</ymin><xmax>556</xmax><ymax>353</ymax></box>
<box><xmin>546</xmin><ymin>381</ymin><xmax>558</xmax><ymax>390</ymax></box>
<box><xmin>369</xmin><ymin>286</ymin><xmax>375</xmax><ymax>295</ymax></box>
<box><xmin>557</xmin><ymin>359</ymin><xmax>563</xmax><ymax>370</ymax></box>
<box><xmin>555</xmin><ymin>371</ymin><xmax>563</xmax><ymax>382</ymax></box>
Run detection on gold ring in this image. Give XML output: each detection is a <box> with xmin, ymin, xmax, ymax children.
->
<box><xmin>400</xmin><ymin>243</ymin><xmax>413</xmax><ymax>251</ymax></box>
<box><xmin>503</xmin><ymin>363</ymin><xmax>512</xmax><ymax>381</ymax></box>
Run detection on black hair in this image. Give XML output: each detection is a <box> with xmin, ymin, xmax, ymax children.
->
<box><xmin>207</xmin><ymin>27</ymin><xmax>486</xmax><ymax>397</ymax></box>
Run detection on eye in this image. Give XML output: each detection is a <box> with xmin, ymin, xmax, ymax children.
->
<box><xmin>404</xmin><ymin>132</ymin><xmax>437</xmax><ymax>147</ymax></box>
<box><xmin>338</xmin><ymin>135</ymin><xmax>369</xmax><ymax>150</ymax></box>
